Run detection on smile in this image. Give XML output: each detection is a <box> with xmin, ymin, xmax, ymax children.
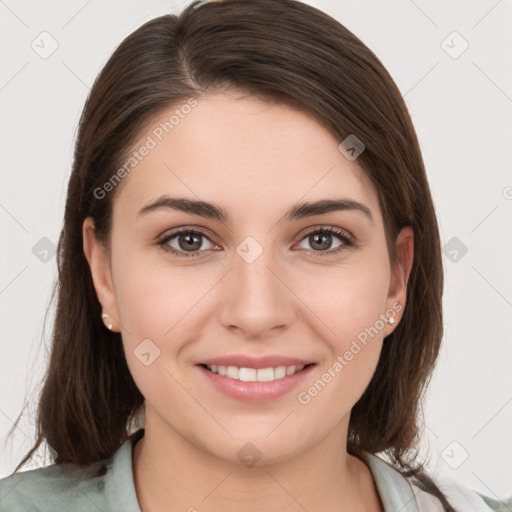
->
<box><xmin>203</xmin><ymin>363</ymin><xmax>312</xmax><ymax>382</ymax></box>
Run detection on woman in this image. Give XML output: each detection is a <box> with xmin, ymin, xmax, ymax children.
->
<box><xmin>0</xmin><ymin>0</ymin><xmax>509</xmax><ymax>510</ymax></box>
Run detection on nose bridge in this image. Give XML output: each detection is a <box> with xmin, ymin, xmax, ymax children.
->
<box><xmin>218</xmin><ymin>233</ymin><xmax>295</xmax><ymax>337</ymax></box>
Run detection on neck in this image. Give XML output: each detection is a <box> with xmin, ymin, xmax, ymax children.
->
<box><xmin>132</xmin><ymin>410</ymin><xmax>382</xmax><ymax>512</ymax></box>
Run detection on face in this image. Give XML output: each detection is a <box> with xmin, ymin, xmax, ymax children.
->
<box><xmin>84</xmin><ymin>91</ymin><xmax>412</xmax><ymax>466</ymax></box>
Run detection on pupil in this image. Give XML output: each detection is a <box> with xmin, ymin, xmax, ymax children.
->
<box><xmin>311</xmin><ymin>233</ymin><xmax>331</xmax><ymax>251</ymax></box>
<box><xmin>180</xmin><ymin>233</ymin><xmax>201</xmax><ymax>251</ymax></box>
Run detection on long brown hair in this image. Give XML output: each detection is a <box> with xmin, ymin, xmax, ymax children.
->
<box><xmin>6</xmin><ymin>0</ymin><xmax>451</xmax><ymax>508</ymax></box>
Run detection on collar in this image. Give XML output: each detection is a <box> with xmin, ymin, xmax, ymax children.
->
<box><xmin>360</xmin><ymin>451</ymin><xmax>420</xmax><ymax>512</ymax></box>
<box><xmin>103</xmin><ymin>428</ymin><xmax>144</xmax><ymax>512</ymax></box>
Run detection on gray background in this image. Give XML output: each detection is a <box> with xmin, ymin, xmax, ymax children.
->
<box><xmin>1</xmin><ymin>0</ymin><xmax>511</xmax><ymax>501</ymax></box>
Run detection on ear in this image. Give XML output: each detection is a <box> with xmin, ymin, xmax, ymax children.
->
<box><xmin>82</xmin><ymin>217</ymin><xmax>120</xmax><ymax>331</ymax></box>
<box><xmin>384</xmin><ymin>226</ymin><xmax>414</xmax><ymax>331</ymax></box>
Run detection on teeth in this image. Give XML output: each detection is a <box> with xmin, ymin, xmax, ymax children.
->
<box><xmin>226</xmin><ymin>366</ymin><xmax>239</xmax><ymax>379</ymax></box>
<box><xmin>239</xmin><ymin>367</ymin><xmax>257</xmax><ymax>381</ymax></box>
<box><xmin>206</xmin><ymin>364</ymin><xmax>306</xmax><ymax>381</ymax></box>
<box><xmin>274</xmin><ymin>366</ymin><xmax>287</xmax><ymax>379</ymax></box>
<box><xmin>256</xmin><ymin>367</ymin><xmax>274</xmax><ymax>382</ymax></box>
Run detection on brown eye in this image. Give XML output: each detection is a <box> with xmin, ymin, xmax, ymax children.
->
<box><xmin>159</xmin><ymin>229</ymin><xmax>217</xmax><ymax>258</ymax></box>
<box><xmin>296</xmin><ymin>226</ymin><xmax>353</xmax><ymax>256</ymax></box>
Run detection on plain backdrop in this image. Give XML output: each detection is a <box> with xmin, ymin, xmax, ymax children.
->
<box><xmin>1</xmin><ymin>0</ymin><xmax>511</xmax><ymax>501</ymax></box>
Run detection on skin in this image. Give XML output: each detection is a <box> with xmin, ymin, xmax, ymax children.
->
<box><xmin>83</xmin><ymin>91</ymin><xmax>414</xmax><ymax>512</ymax></box>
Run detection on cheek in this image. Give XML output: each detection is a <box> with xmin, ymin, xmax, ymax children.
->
<box><xmin>111</xmin><ymin>251</ymin><xmax>203</xmax><ymax>407</ymax></box>
<box><xmin>112</xmin><ymin>243</ymin><xmax>209</xmax><ymax>338</ymax></box>
<box><xmin>294</xmin><ymin>267</ymin><xmax>388</xmax><ymax>416</ymax></box>
<box><xmin>295</xmin><ymin>256</ymin><xmax>390</xmax><ymax>341</ymax></box>
<box><xmin>292</xmin><ymin>256</ymin><xmax>390</xmax><ymax>400</ymax></box>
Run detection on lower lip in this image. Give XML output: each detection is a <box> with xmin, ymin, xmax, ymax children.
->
<box><xmin>197</xmin><ymin>364</ymin><xmax>315</xmax><ymax>403</ymax></box>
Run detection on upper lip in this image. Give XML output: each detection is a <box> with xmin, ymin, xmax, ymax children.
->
<box><xmin>198</xmin><ymin>355</ymin><xmax>315</xmax><ymax>369</ymax></box>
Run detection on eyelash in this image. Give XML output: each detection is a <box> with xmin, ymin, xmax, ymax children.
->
<box><xmin>157</xmin><ymin>225</ymin><xmax>355</xmax><ymax>259</ymax></box>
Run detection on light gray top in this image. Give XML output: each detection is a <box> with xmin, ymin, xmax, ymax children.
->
<box><xmin>0</xmin><ymin>429</ymin><xmax>509</xmax><ymax>511</ymax></box>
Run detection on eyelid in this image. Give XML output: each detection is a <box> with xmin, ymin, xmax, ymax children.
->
<box><xmin>295</xmin><ymin>224</ymin><xmax>353</xmax><ymax>243</ymax></box>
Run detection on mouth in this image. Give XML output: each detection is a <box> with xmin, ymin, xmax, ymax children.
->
<box><xmin>199</xmin><ymin>362</ymin><xmax>316</xmax><ymax>382</ymax></box>
<box><xmin>196</xmin><ymin>360</ymin><xmax>316</xmax><ymax>403</ymax></box>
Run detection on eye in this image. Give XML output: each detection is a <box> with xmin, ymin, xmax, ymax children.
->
<box><xmin>295</xmin><ymin>226</ymin><xmax>354</xmax><ymax>257</ymax></box>
<box><xmin>157</xmin><ymin>225</ymin><xmax>355</xmax><ymax>259</ymax></box>
<box><xmin>158</xmin><ymin>228</ymin><xmax>218</xmax><ymax>258</ymax></box>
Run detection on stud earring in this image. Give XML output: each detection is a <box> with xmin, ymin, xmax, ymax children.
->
<box><xmin>387</xmin><ymin>316</ymin><xmax>395</xmax><ymax>325</ymax></box>
<box><xmin>101</xmin><ymin>312</ymin><xmax>113</xmax><ymax>330</ymax></box>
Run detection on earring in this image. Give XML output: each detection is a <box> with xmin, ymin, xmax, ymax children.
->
<box><xmin>387</xmin><ymin>314</ymin><xmax>396</xmax><ymax>325</ymax></box>
<box><xmin>101</xmin><ymin>312</ymin><xmax>113</xmax><ymax>330</ymax></box>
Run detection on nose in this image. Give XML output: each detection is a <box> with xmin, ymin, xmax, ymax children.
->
<box><xmin>218</xmin><ymin>244</ymin><xmax>296</xmax><ymax>340</ymax></box>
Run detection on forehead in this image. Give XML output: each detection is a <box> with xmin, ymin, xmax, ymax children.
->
<box><xmin>113</xmin><ymin>92</ymin><xmax>381</xmax><ymax>225</ymax></box>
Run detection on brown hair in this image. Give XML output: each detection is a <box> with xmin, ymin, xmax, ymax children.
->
<box><xmin>7</xmin><ymin>0</ymin><xmax>451</xmax><ymax>508</ymax></box>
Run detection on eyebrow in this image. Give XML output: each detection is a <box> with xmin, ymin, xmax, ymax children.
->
<box><xmin>137</xmin><ymin>196</ymin><xmax>373</xmax><ymax>224</ymax></box>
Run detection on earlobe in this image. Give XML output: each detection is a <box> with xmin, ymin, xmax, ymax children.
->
<box><xmin>82</xmin><ymin>218</ymin><xmax>120</xmax><ymax>331</ymax></box>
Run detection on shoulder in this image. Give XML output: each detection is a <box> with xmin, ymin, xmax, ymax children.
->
<box><xmin>409</xmin><ymin>472</ymin><xmax>512</xmax><ymax>512</ymax></box>
<box><xmin>363</xmin><ymin>452</ymin><xmax>512</xmax><ymax>512</ymax></box>
<box><xmin>0</xmin><ymin>459</ymin><xmax>109</xmax><ymax>512</ymax></box>
<box><xmin>0</xmin><ymin>429</ymin><xmax>144</xmax><ymax>512</ymax></box>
